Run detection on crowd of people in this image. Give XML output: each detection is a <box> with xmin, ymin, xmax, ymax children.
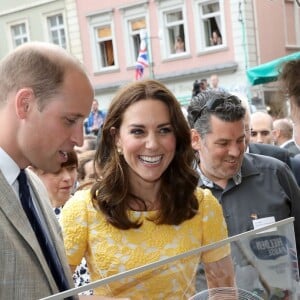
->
<box><xmin>1</xmin><ymin>41</ymin><xmax>300</xmax><ymax>299</ymax></box>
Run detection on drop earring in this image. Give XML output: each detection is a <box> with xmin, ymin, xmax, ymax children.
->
<box><xmin>117</xmin><ymin>147</ymin><xmax>123</xmax><ymax>155</ymax></box>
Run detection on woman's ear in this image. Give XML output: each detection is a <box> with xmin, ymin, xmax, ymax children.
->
<box><xmin>191</xmin><ymin>129</ymin><xmax>202</xmax><ymax>150</ymax></box>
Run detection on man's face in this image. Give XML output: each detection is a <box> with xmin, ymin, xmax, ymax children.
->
<box><xmin>92</xmin><ymin>100</ymin><xmax>99</xmax><ymax>112</ymax></box>
<box><xmin>250</xmin><ymin>113</ymin><xmax>274</xmax><ymax>144</ymax></box>
<box><xmin>19</xmin><ymin>70</ymin><xmax>94</xmax><ymax>172</ymax></box>
<box><xmin>192</xmin><ymin>115</ymin><xmax>246</xmax><ymax>185</ymax></box>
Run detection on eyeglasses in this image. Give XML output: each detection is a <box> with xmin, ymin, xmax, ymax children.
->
<box><xmin>193</xmin><ymin>95</ymin><xmax>241</xmax><ymax>123</ymax></box>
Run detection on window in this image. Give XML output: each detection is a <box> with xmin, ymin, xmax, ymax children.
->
<box><xmin>128</xmin><ymin>18</ymin><xmax>146</xmax><ymax>65</ymax></box>
<box><xmin>120</xmin><ymin>2</ymin><xmax>149</xmax><ymax>67</ymax></box>
<box><xmin>11</xmin><ymin>23</ymin><xmax>28</xmax><ymax>47</ymax></box>
<box><xmin>88</xmin><ymin>10</ymin><xmax>117</xmax><ymax>72</ymax></box>
<box><xmin>164</xmin><ymin>8</ymin><xmax>187</xmax><ymax>55</ymax></box>
<box><xmin>197</xmin><ymin>0</ymin><xmax>225</xmax><ymax>50</ymax></box>
<box><xmin>47</xmin><ymin>14</ymin><xmax>66</xmax><ymax>49</ymax></box>
<box><xmin>284</xmin><ymin>0</ymin><xmax>300</xmax><ymax>47</ymax></box>
<box><xmin>95</xmin><ymin>24</ymin><xmax>115</xmax><ymax>68</ymax></box>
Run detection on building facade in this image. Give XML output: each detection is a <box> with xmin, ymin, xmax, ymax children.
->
<box><xmin>0</xmin><ymin>0</ymin><xmax>299</xmax><ymax>113</ymax></box>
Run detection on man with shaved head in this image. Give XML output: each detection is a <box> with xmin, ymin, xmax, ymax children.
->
<box><xmin>250</xmin><ymin>111</ymin><xmax>274</xmax><ymax>144</ymax></box>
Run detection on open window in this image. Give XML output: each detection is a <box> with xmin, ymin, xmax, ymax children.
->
<box><xmin>129</xmin><ymin>18</ymin><xmax>146</xmax><ymax>64</ymax></box>
<box><xmin>162</xmin><ymin>6</ymin><xmax>187</xmax><ymax>56</ymax></box>
<box><xmin>95</xmin><ymin>24</ymin><xmax>116</xmax><ymax>68</ymax></box>
<box><xmin>196</xmin><ymin>0</ymin><xmax>225</xmax><ymax>51</ymax></box>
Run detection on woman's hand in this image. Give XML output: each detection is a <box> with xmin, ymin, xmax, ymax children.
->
<box><xmin>204</xmin><ymin>255</ymin><xmax>236</xmax><ymax>288</ymax></box>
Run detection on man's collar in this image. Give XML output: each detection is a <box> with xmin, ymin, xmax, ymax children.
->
<box><xmin>196</xmin><ymin>165</ymin><xmax>242</xmax><ymax>188</ymax></box>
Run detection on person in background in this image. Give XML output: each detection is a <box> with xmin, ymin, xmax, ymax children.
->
<box><xmin>75</xmin><ymin>134</ymin><xmax>97</xmax><ymax>154</ymax></box>
<box><xmin>210</xmin><ymin>30</ymin><xmax>222</xmax><ymax>46</ymax></box>
<box><xmin>192</xmin><ymin>80</ymin><xmax>201</xmax><ymax>97</ymax></box>
<box><xmin>210</xmin><ymin>74</ymin><xmax>226</xmax><ymax>93</ymax></box>
<box><xmin>238</xmin><ymin>96</ymin><xmax>292</xmax><ymax>164</ymax></box>
<box><xmin>174</xmin><ymin>35</ymin><xmax>185</xmax><ymax>53</ymax></box>
<box><xmin>61</xmin><ymin>79</ymin><xmax>236</xmax><ymax>299</ymax></box>
<box><xmin>192</xmin><ymin>79</ymin><xmax>208</xmax><ymax>98</ymax></box>
<box><xmin>250</xmin><ymin>111</ymin><xmax>274</xmax><ymax>144</ymax></box>
<box><xmin>241</xmin><ymin>95</ymin><xmax>300</xmax><ymax>187</ymax></box>
<box><xmin>273</xmin><ymin>118</ymin><xmax>300</xmax><ymax>155</ymax></box>
<box><xmin>29</xmin><ymin>150</ymin><xmax>78</xmax><ymax>216</ymax></box>
<box><xmin>0</xmin><ymin>41</ymin><xmax>92</xmax><ymax>299</ymax></box>
<box><xmin>279</xmin><ymin>59</ymin><xmax>300</xmax><ymax>148</ymax></box>
<box><xmin>188</xmin><ymin>90</ymin><xmax>300</xmax><ymax>297</ymax></box>
<box><xmin>84</xmin><ymin>99</ymin><xmax>106</xmax><ymax>136</ymax></box>
<box><xmin>30</xmin><ymin>150</ymin><xmax>93</xmax><ymax>296</ymax></box>
<box><xmin>77</xmin><ymin>149</ymin><xmax>96</xmax><ymax>189</ymax></box>
<box><xmin>200</xmin><ymin>78</ymin><xmax>209</xmax><ymax>91</ymax></box>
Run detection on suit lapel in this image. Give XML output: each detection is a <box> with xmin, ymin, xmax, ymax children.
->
<box><xmin>0</xmin><ymin>171</ymin><xmax>41</xmax><ymax>247</ymax></box>
<box><xmin>0</xmin><ymin>170</ymin><xmax>59</xmax><ymax>292</ymax></box>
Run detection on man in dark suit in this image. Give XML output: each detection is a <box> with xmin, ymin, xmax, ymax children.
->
<box><xmin>248</xmin><ymin>142</ymin><xmax>291</xmax><ymax>167</ymax></box>
<box><xmin>248</xmin><ymin>142</ymin><xmax>300</xmax><ymax>186</ymax></box>
<box><xmin>238</xmin><ymin>97</ymin><xmax>300</xmax><ymax>186</ymax></box>
<box><xmin>273</xmin><ymin>118</ymin><xmax>300</xmax><ymax>156</ymax></box>
<box><xmin>246</xmin><ymin>116</ymin><xmax>300</xmax><ymax>187</ymax></box>
<box><xmin>0</xmin><ymin>42</ymin><xmax>94</xmax><ymax>299</ymax></box>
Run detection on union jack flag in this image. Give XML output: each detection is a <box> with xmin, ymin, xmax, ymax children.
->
<box><xmin>135</xmin><ymin>39</ymin><xmax>149</xmax><ymax>80</ymax></box>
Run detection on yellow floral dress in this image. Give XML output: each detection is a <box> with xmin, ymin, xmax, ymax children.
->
<box><xmin>60</xmin><ymin>188</ymin><xmax>229</xmax><ymax>299</ymax></box>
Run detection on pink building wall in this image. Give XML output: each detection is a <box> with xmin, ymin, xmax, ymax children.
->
<box><xmin>73</xmin><ymin>0</ymin><xmax>300</xmax><ymax>111</ymax></box>
<box><xmin>254</xmin><ymin>0</ymin><xmax>299</xmax><ymax>63</ymax></box>
<box><xmin>75</xmin><ymin>0</ymin><xmax>236</xmax><ymax>87</ymax></box>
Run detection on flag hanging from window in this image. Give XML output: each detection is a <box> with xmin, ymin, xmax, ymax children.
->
<box><xmin>135</xmin><ymin>38</ymin><xmax>149</xmax><ymax>80</ymax></box>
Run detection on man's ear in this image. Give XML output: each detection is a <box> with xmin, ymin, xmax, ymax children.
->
<box><xmin>15</xmin><ymin>88</ymin><xmax>34</xmax><ymax>119</ymax></box>
<box><xmin>272</xmin><ymin>129</ymin><xmax>279</xmax><ymax>141</ymax></box>
<box><xmin>191</xmin><ymin>129</ymin><xmax>202</xmax><ymax>150</ymax></box>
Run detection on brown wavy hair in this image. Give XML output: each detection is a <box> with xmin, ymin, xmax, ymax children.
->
<box><xmin>91</xmin><ymin>79</ymin><xmax>199</xmax><ymax>229</ymax></box>
<box><xmin>279</xmin><ymin>59</ymin><xmax>300</xmax><ymax>108</ymax></box>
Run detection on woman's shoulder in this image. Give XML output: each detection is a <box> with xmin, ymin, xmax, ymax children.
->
<box><xmin>195</xmin><ymin>187</ymin><xmax>215</xmax><ymax>202</ymax></box>
<box><xmin>63</xmin><ymin>189</ymin><xmax>93</xmax><ymax>211</ymax></box>
<box><xmin>72</xmin><ymin>188</ymin><xmax>92</xmax><ymax>200</ymax></box>
<box><xmin>195</xmin><ymin>187</ymin><xmax>221</xmax><ymax>211</ymax></box>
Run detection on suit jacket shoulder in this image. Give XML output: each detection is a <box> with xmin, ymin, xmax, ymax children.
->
<box><xmin>0</xmin><ymin>169</ymin><xmax>75</xmax><ymax>299</ymax></box>
<box><xmin>248</xmin><ymin>143</ymin><xmax>291</xmax><ymax>168</ymax></box>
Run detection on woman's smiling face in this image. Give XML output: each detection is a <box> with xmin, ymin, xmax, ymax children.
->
<box><xmin>115</xmin><ymin>99</ymin><xmax>176</xmax><ymax>183</ymax></box>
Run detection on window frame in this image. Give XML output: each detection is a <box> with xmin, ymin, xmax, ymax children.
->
<box><xmin>120</xmin><ymin>1</ymin><xmax>149</xmax><ymax>68</ymax></box>
<box><xmin>45</xmin><ymin>11</ymin><xmax>68</xmax><ymax>49</ymax></box>
<box><xmin>194</xmin><ymin>0</ymin><xmax>226</xmax><ymax>53</ymax></box>
<box><xmin>283</xmin><ymin>0</ymin><xmax>300</xmax><ymax>48</ymax></box>
<box><xmin>160</xmin><ymin>4</ymin><xmax>189</xmax><ymax>58</ymax></box>
<box><xmin>9</xmin><ymin>20</ymin><xmax>30</xmax><ymax>49</ymax></box>
<box><xmin>126</xmin><ymin>16</ymin><xmax>148</xmax><ymax>67</ymax></box>
<box><xmin>88</xmin><ymin>11</ymin><xmax>118</xmax><ymax>73</ymax></box>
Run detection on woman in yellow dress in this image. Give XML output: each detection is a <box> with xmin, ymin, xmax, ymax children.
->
<box><xmin>61</xmin><ymin>79</ymin><xmax>235</xmax><ymax>299</ymax></box>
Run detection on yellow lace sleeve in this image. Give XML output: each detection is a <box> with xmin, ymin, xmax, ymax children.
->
<box><xmin>196</xmin><ymin>188</ymin><xmax>230</xmax><ymax>263</ymax></box>
<box><xmin>60</xmin><ymin>189</ymin><xmax>90</xmax><ymax>266</ymax></box>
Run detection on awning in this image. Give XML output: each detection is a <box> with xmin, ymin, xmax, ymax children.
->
<box><xmin>246</xmin><ymin>52</ymin><xmax>300</xmax><ymax>86</ymax></box>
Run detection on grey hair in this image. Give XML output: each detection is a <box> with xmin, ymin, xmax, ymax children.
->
<box><xmin>187</xmin><ymin>90</ymin><xmax>245</xmax><ymax>137</ymax></box>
